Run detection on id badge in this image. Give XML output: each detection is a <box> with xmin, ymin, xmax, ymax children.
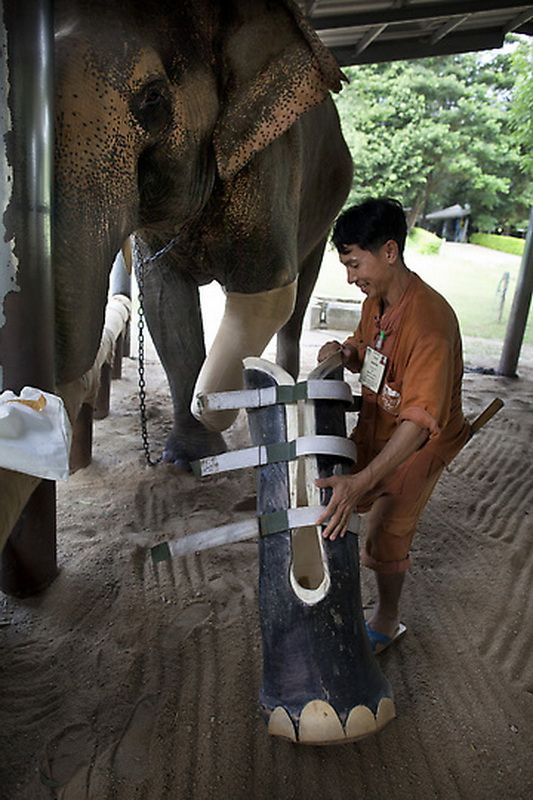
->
<box><xmin>360</xmin><ymin>346</ymin><xmax>388</xmax><ymax>394</ymax></box>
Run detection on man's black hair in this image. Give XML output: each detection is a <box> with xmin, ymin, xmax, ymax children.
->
<box><xmin>332</xmin><ymin>198</ymin><xmax>407</xmax><ymax>257</ymax></box>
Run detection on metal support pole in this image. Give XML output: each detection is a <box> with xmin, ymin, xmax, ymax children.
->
<box><xmin>498</xmin><ymin>208</ymin><xmax>533</xmax><ymax>377</ymax></box>
<box><xmin>0</xmin><ymin>0</ymin><xmax>57</xmax><ymax>596</ymax></box>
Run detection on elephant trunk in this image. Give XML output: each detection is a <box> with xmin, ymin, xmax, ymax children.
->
<box><xmin>53</xmin><ymin>203</ymin><xmax>133</xmax><ymax>385</ymax></box>
<box><xmin>191</xmin><ymin>280</ymin><xmax>297</xmax><ymax>431</ymax></box>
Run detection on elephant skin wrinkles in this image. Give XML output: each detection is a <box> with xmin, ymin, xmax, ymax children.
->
<box><xmin>20</xmin><ymin>0</ymin><xmax>353</xmax><ymax>475</ymax></box>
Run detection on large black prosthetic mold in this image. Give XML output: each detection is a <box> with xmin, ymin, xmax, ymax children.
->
<box><xmin>244</xmin><ymin>356</ymin><xmax>395</xmax><ymax>745</ymax></box>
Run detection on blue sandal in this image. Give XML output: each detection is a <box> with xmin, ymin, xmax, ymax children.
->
<box><xmin>365</xmin><ymin>622</ymin><xmax>407</xmax><ymax>655</ymax></box>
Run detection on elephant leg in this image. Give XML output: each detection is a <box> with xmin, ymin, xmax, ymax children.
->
<box><xmin>136</xmin><ymin>250</ymin><xmax>226</xmax><ymax>468</ymax></box>
<box><xmin>276</xmin><ymin>237</ymin><xmax>328</xmax><ymax>379</ymax></box>
<box><xmin>191</xmin><ymin>281</ymin><xmax>297</xmax><ymax>432</ymax></box>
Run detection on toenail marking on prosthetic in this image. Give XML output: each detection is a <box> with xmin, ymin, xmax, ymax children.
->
<box><xmin>268</xmin><ymin>707</ymin><xmax>297</xmax><ymax>741</ymax></box>
<box><xmin>298</xmin><ymin>700</ymin><xmax>345</xmax><ymax>743</ymax></box>
<box><xmin>345</xmin><ymin>705</ymin><xmax>377</xmax><ymax>739</ymax></box>
<box><xmin>376</xmin><ymin>697</ymin><xmax>396</xmax><ymax>729</ymax></box>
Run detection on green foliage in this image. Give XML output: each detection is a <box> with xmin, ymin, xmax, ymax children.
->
<box><xmin>407</xmin><ymin>227</ymin><xmax>442</xmax><ymax>255</ymax></box>
<box><xmin>508</xmin><ymin>36</ymin><xmax>533</xmax><ymax>178</ymax></box>
<box><xmin>470</xmin><ymin>232</ymin><xmax>525</xmax><ymax>256</ymax></box>
<box><xmin>334</xmin><ymin>46</ymin><xmax>532</xmax><ymax>233</ymax></box>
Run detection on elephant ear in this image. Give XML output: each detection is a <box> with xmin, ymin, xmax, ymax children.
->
<box><xmin>213</xmin><ymin>0</ymin><xmax>346</xmax><ymax>181</ymax></box>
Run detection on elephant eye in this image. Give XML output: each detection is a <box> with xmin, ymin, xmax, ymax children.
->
<box><xmin>131</xmin><ymin>79</ymin><xmax>171</xmax><ymax>134</ymax></box>
<box><xmin>145</xmin><ymin>88</ymin><xmax>161</xmax><ymax>105</ymax></box>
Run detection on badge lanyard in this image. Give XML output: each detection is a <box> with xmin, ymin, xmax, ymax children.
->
<box><xmin>375</xmin><ymin>330</ymin><xmax>387</xmax><ymax>351</ymax></box>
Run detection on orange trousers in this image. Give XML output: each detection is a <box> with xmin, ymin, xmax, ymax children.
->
<box><xmin>356</xmin><ymin>446</ymin><xmax>445</xmax><ymax>574</ymax></box>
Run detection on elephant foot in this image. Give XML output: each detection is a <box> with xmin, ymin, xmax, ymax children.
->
<box><xmin>162</xmin><ymin>427</ymin><xmax>227</xmax><ymax>470</ymax></box>
<box><xmin>267</xmin><ymin>697</ymin><xmax>396</xmax><ymax>745</ymax></box>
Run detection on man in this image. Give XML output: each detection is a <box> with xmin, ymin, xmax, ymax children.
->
<box><xmin>316</xmin><ymin>198</ymin><xmax>470</xmax><ymax>654</ymax></box>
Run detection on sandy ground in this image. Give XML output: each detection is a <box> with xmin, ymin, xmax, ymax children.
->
<box><xmin>1</xmin><ymin>277</ymin><xmax>533</xmax><ymax>799</ymax></box>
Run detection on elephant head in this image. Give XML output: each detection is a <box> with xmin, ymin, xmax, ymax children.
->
<box><xmin>52</xmin><ymin>0</ymin><xmax>345</xmax><ymax>387</ymax></box>
<box><xmin>53</xmin><ymin>0</ymin><xmax>221</xmax><ymax>381</ymax></box>
<box><xmin>0</xmin><ymin>0</ymin><xmax>351</xmax><ymax>550</ymax></box>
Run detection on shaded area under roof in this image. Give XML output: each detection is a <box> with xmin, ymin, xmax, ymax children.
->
<box><xmin>298</xmin><ymin>1</ymin><xmax>533</xmax><ymax>65</ymax></box>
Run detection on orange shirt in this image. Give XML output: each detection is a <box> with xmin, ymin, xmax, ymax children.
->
<box><xmin>343</xmin><ymin>271</ymin><xmax>470</xmax><ymax>470</ymax></box>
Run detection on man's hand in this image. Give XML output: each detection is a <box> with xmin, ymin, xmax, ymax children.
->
<box><xmin>315</xmin><ymin>472</ymin><xmax>371</xmax><ymax>540</ymax></box>
<box><xmin>315</xmin><ymin>421</ymin><xmax>430</xmax><ymax>541</ymax></box>
<box><xmin>317</xmin><ymin>341</ymin><xmax>359</xmax><ymax>372</ymax></box>
<box><xmin>317</xmin><ymin>340</ymin><xmax>342</xmax><ymax>362</ymax></box>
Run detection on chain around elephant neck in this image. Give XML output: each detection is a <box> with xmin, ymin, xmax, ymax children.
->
<box><xmin>142</xmin><ymin>233</ymin><xmax>182</xmax><ymax>264</ymax></box>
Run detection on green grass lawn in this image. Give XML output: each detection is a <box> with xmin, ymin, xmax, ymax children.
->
<box><xmin>313</xmin><ymin>241</ymin><xmax>532</xmax><ymax>345</ymax></box>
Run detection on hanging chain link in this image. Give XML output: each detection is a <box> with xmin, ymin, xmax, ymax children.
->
<box><xmin>134</xmin><ymin>235</ymin><xmax>181</xmax><ymax>467</ymax></box>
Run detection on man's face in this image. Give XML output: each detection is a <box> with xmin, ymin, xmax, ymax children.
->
<box><xmin>338</xmin><ymin>241</ymin><xmax>395</xmax><ymax>300</ymax></box>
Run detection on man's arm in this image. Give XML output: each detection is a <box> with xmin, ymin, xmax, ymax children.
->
<box><xmin>316</xmin><ymin>420</ymin><xmax>429</xmax><ymax>540</ymax></box>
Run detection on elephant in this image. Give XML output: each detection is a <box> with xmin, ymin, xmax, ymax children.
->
<box><xmin>25</xmin><ymin>0</ymin><xmax>352</xmax><ymax>470</ymax></box>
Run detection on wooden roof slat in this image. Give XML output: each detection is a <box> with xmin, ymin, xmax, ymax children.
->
<box><xmin>312</xmin><ymin>1</ymin><xmax>533</xmax><ymax>31</ymax></box>
<box><xmin>503</xmin><ymin>7</ymin><xmax>533</xmax><ymax>31</ymax></box>
<box><xmin>430</xmin><ymin>14</ymin><xmax>470</xmax><ymax>43</ymax></box>
<box><xmin>355</xmin><ymin>23</ymin><xmax>389</xmax><ymax>55</ymax></box>
<box><xmin>330</xmin><ymin>27</ymin><xmax>506</xmax><ymax>64</ymax></box>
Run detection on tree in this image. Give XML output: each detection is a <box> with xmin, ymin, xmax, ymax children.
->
<box><xmin>334</xmin><ymin>48</ymin><xmax>532</xmax><ymax>232</ymax></box>
<box><xmin>508</xmin><ymin>36</ymin><xmax>533</xmax><ymax>180</ymax></box>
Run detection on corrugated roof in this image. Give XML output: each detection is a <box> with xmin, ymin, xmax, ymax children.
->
<box><xmin>298</xmin><ymin>1</ymin><xmax>533</xmax><ymax>64</ymax></box>
<box><xmin>425</xmin><ymin>204</ymin><xmax>471</xmax><ymax>219</ymax></box>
